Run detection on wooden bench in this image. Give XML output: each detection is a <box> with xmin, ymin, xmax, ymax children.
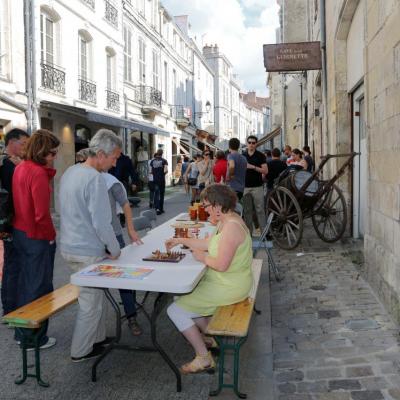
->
<box><xmin>2</xmin><ymin>283</ymin><xmax>79</xmax><ymax>387</ymax></box>
<box><xmin>206</xmin><ymin>259</ymin><xmax>263</xmax><ymax>399</ymax></box>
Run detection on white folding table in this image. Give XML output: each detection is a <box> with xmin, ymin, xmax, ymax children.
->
<box><xmin>70</xmin><ymin>213</ymin><xmax>214</xmax><ymax>392</ymax></box>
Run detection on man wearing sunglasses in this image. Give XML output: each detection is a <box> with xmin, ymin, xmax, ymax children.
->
<box><xmin>242</xmin><ymin>135</ymin><xmax>268</xmax><ymax>235</ymax></box>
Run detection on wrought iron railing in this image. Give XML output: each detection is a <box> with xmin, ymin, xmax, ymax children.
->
<box><xmin>41</xmin><ymin>63</ymin><xmax>65</xmax><ymax>94</ymax></box>
<box><xmin>105</xmin><ymin>0</ymin><xmax>118</xmax><ymax>27</ymax></box>
<box><xmin>133</xmin><ymin>85</ymin><xmax>162</xmax><ymax>108</ymax></box>
<box><xmin>78</xmin><ymin>77</ymin><xmax>97</xmax><ymax>104</ymax></box>
<box><xmin>81</xmin><ymin>0</ymin><xmax>95</xmax><ymax>8</ymax></box>
<box><xmin>106</xmin><ymin>89</ymin><xmax>120</xmax><ymax>112</ymax></box>
<box><xmin>170</xmin><ymin>105</ymin><xmax>191</xmax><ymax>120</ymax></box>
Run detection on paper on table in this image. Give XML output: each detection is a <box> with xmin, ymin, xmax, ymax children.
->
<box><xmin>79</xmin><ymin>265</ymin><xmax>153</xmax><ymax>280</ymax></box>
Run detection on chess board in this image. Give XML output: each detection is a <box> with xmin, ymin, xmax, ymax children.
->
<box><xmin>142</xmin><ymin>250</ymin><xmax>186</xmax><ymax>263</ymax></box>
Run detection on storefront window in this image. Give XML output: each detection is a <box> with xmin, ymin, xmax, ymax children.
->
<box><xmin>75</xmin><ymin>124</ymin><xmax>92</xmax><ymax>152</ymax></box>
<box><xmin>130</xmin><ymin>130</ymin><xmax>154</xmax><ymax>191</ymax></box>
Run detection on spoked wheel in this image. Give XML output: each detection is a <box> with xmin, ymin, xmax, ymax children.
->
<box><xmin>311</xmin><ymin>184</ymin><xmax>347</xmax><ymax>242</ymax></box>
<box><xmin>266</xmin><ymin>187</ymin><xmax>303</xmax><ymax>250</ymax></box>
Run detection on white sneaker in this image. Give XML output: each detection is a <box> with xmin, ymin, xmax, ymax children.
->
<box><xmin>17</xmin><ymin>337</ymin><xmax>57</xmax><ymax>351</ymax></box>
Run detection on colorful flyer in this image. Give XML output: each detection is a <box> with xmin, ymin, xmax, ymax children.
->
<box><xmin>79</xmin><ymin>265</ymin><xmax>153</xmax><ymax>280</ymax></box>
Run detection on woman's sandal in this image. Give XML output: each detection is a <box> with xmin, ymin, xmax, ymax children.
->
<box><xmin>180</xmin><ymin>352</ymin><xmax>216</xmax><ymax>375</ymax></box>
<box><xmin>204</xmin><ymin>336</ymin><xmax>220</xmax><ymax>355</ymax></box>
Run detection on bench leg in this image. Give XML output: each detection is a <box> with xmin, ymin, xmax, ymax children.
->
<box><xmin>267</xmin><ymin>248</ymin><xmax>282</xmax><ymax>282</ymax></box>
<box><xmin>14</xmin><ymin>325</ymin><xmax>49</xmax><ymax>387</ymax></box>
<box><xmin>210</xmin><ymin>336</ymin><xmax>248</xmax><ymax>399</ymax></box>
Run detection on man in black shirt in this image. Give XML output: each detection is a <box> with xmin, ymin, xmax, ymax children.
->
<box><xmin>0</xmin><ymin>128</ymin><xmax>29</xmax><ymax>316</ymax></box>
<box><xmin>243</xmin><ymin>135</ymin><xmax>268</xmax><ymax>235</ymax></box>
<box><xmin>150</xmin><ymin>149</ymin><xmax>168</xmax><ymax>215</ymax></box>
<box><xmin>266</xmin><ymin>148</ymin><xmax>287</xmax><ymax>191</ymax></box>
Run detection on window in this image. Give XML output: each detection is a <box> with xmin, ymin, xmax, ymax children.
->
<box><xmin>0</xmin><ymin>0</ymin><xmax>8</xmax><ymax>77</ymax></box>
<box><xmin>138</xmin><ymin>37</ymin><xmax>146</xmax><ymax>84</ymax></box>
<box><xmin>123</xmin><ymin>27</ymin><xmax>132</xmax><ymax>82</ymax></box>
<box><xmin>180</xmin><ymin>39</ymin><xmax>184</xmax><ymax>57</ymax></box>
<box><xmin>152</xmin><ymin>49</ymin><xmax>159</xmax><ymax>89</ymax></box>
<box><xmin>163</xmin><ymin>61</ymin><xmax>168</xmax><ymax>102</ymax></box>
<box><xmin>173</xmin><ymin>31</ymin><xmax>177</xmax><ymax>49</ymax></box>
<box><xmin>139</xmin><ymin>0</ymin><xmax>145</xmax><ymax>15</ymax></box>
<box><xmin>40</xmin><ymin>13</ymin><xmax>54</xmax><ymax>65</ymax></box>
<box><xmin>172</xmin><ymin>69</ymin><xmax>177</xmax><ymax>104</ymax></box>
<box><xmin>106</xmin><ymin>48</ymin><xmax>116</xmax><ymax>89</ymax></box>
<box><xmin>79</xmin><ymin>36</ymin><xmax>88</xmax><ymax>79</ymax></box>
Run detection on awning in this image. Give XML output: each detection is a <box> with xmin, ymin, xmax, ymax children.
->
<box><xmin>180</xmin><ymin>140</ymin><xmax>203</xmax><ymax>155</ymax></box>
<box><xmin>197</xmin><ymin>139</ymin><xmax>222</xmax><ymax>152</ymax></box>
<box><xmin>256</xmin><ymin>127</ymin><xmax>281</xmax><ymax>148</ymax></box>
<box><xmin>171</xmin><ymin>137</ymin><xmax>190</xmax><ymax>156</ymax></box>
<box><xmin>41</xmin><ymin>101</ymin><xmax>167</xmax><ymax>136</ymax></box>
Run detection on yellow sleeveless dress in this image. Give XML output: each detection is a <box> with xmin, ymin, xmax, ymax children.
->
<box><xmin>176</xmin><ymin>220</ymin><xmax>253</xmax><ymax>316</ymax></box>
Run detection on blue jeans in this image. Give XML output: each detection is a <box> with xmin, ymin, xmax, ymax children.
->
<box><xmin>148</xmin><ymin>181</ymin><xmax>155</xmax><ymax>207</ymax></box>
<box><xmin>153</xmin><ymin>181</ymin><xmax>165</xmax><ymax>212</ymax></box>
<box><xmin>1</xmin><ymin>234</ymin><xmax>21</xmax><ymax>315</ymax></box>
<box><xmin>13</xmin><ymin>229</ymin><xmax>56</xmax><ymax>345</ymax></box>
<box><xmin>116</xmin><ymin>235</ymin><xmax>137</xmax><ymax>318</ymax></box>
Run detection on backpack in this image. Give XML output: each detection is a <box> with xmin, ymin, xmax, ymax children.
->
<box><xmin>0</xmin><ymin>155</ymin><xmax>13</xmax><ymax>239</ymax></box>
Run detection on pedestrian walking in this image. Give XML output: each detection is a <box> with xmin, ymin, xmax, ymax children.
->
<box><xmin>150</xmin><ymin>149</ymin><xmax>168</xmax><ymax>215</ymax></box>
<box><xmin>226</xmin><ymin>138</ymin><xmax>247</xmax><ymax>200</ymax></box>
<box><xmin>197</xmin><ymin>151</ymin><xmax>213</xmax><ymax>192</ymax></box>
<box><xmin>12</xmin><ymin>129</ymin><xmax>60</xmax><ymax>349</ymax></box>
<box><xmin>213</xmin><ymin>150</ymin><xmax>228</xmax><ymax>183</ymax></box>
<box><xmin>181</xmin><ymin>156</ymin><xmax>190</xmax><ymax>195</ymax></box>
<box><xmin>0</xmin><ymin>128</ymin><xmax>29</xmax><ymax>316</ymax></box>
<box><xmin>148</xmin><ymin>153</ymin><xmax>156</xmax><ymax>208</ymax></box>
<box><xmin>59</xmin><ymin>129</ymin><xmax>121</xmax><ymax>362</ymax></box>
<box><xmin>242</xmin><ymin>135</ymin><xmax>268</xmax><ymax>236</ymax></box>
<box><xmin>184</xmin><ymin>154</ymin><xmax>202</xmax><ymax>205</ymax></box>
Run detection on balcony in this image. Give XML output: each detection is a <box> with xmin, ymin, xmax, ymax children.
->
<box><xmin>81</xmin><ymin>0</ymin><xmax>95</xmax><ymax>8</ymax></box>
<box><xmin>170</xmin><ymin>105</ymin><xmax>191</xmax><ymax>129</ymax></box>
<box><xmin>133</xmin><ymin>85</ymin><xmax>162</xmax><ymax>115</ymax></box>
<box><xmin>41</xmin><ymin>63</ymin><xmax>65</xmax><ymax>95</ymax></box>
<box><xmin>106</xmin><ymin>89</ymin><xmax>120</xmax><ymax>112</ymax></box>
<box><xmin>78</xmin><ymin>77</ymin><xmax>97</xmax><ymax>104</ymax></box>
<box><xmin>105</xmin><ymin>0</ymin><xmax>118</xmax><ymax>27</ymax></box>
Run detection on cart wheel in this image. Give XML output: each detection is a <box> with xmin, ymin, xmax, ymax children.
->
<box><xmin>266</xmin><ymin>187</ymin><xmax>303</xmax><ymax>250</ymax></box>
<box><xmin>312</xmin><ymin>184</ymin><xmax>347</xmax><ymax>242</ymax></box>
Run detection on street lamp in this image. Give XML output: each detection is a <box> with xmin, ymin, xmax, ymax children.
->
<box><xmin>194</xmin><ymin>100</ymin><xmax>211</xmax><ymax>118</ymax></box>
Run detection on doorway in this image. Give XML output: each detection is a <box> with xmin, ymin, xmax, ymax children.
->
<box><xmin>352</xmin><ymin>85</ymin><xmax>367</xmax><ymax>238</ymax></box>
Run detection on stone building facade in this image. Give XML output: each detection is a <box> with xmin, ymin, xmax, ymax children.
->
<box><xmin>273</xmin><ymin>0</ymin><xmax>400</xmax><ymax>322</ymax></box>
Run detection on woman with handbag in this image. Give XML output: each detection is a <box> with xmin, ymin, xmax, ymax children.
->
<box><xmin>184</xmin><ymin>154</ymin><xmax>202</xmax><ymax>205</ymax></box>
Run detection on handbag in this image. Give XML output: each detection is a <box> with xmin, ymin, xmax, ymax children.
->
<box><xmin>188</xmin><ymin>177</ymin><xmax>197</xmax><ymax>186</ymax></box>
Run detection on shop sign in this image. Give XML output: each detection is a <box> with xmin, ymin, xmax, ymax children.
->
<box><xmin>263</xmin><ymin>41</ymin><xmax>322</xmax><ymax>72</ymax></box>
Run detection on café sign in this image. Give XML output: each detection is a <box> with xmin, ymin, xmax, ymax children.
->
<box><xmin>263</xmin><ymin>41</ymin><xmax>322</xmax><ymax>72</ymax></box>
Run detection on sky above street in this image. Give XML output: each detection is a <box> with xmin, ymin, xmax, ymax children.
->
<box><xmin>161</xmin><ymin>0</ymin><xmax>280</xmax><ymax>97</ymax></box>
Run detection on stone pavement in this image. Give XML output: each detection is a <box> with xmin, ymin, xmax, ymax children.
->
<box><xmin>0</xmin><ymin>188</ymin><xmax>273</xmax><ymax>400</ymax></box>
<box><xmin>270</xmin><ymin>224</ymin><xmax>400</xmax><ymax>400</ymax></box>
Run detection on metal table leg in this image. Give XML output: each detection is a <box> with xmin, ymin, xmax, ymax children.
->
<box><xmin>92</xmin><ymin>289</ymin><xmax>182</xmax><ymax>392</ymax></box>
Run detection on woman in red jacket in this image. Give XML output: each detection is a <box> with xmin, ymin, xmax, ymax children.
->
<box><xmin>12</xmin><ymin>129</ymin><xmax>60</xmax><ymax>349</ymax></box>
<box><xmin>212</xmin><ymin>150</ymin><xmax>228</xmax><ymax>183</ymax></box>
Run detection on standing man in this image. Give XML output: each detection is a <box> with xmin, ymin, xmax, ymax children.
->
<box><xmin>243</xmin><ymin>135</ymin><xmax>268</xmax><ymax>235</ymax></box>
<box><xmin>60</xmin><ymin>129</ymin><xmax>121</xmax><ymax>362</ymax></box>
<box><xmin>150</xmin><ymin>149</ymin><xmax>168</xmax><ymax>215</ymax></box>
<box><xmin>282</xmin><ymin>145</ymin><xmax>294</xmax><ymax>165</ymax></box>
<box><xmin>109</xmin><ymin>152</ymin><xmax>139</xmax><ymax>195</ymax></box>
<box><xmin>266</xmin><ymin>148</ymin><xmax>287</xmax><ymax>193</ymax></box>
<box><xmin>0</xmin><ymin>128</ymin><xmax>29</xmax><ymax>316</ymax></box>
<box><xmin>226</xmin><ymin>138</ymin><xmax>247</xmax><ymax>200</ymax></box>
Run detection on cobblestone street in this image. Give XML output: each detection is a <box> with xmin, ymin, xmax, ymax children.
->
<box><xmin>270</xmin><ymin>226</ymin><xmax>400</xmax><ymax>400</ymax></box>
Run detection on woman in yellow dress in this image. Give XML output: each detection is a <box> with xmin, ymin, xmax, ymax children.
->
<box><xmin>165</xmin><ymin>184</ymin><xmax>253</xmax><ymax>374</ymax></box>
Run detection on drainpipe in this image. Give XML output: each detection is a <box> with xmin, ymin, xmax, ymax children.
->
<box><xmin>23</xmin><ymin>0</ymin><xmax>33</xmax><ymax>133</ymax></box>
<box><xmin>320</xmin><ymin>0</ymin><xmax>328</xmax><ymax>156</ymax></box>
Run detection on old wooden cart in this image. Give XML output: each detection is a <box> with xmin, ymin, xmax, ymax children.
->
<box><xmin>266</xmin><ymin>152</ymin><xmax>359</xmax><ymax>250</ymax></box>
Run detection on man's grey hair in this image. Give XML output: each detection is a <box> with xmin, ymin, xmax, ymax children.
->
<box><xmin>88</xmin><ymin>129</ymin><xmax>122</xmax><ymax>156</ymax></box>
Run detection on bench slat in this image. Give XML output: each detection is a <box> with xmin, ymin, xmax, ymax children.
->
<box><xmin>2</xmin><ymin>284</ymin><xmax>79</xmax><ymax>328</ymax></box>
<box><xmin>206</xmin><ymin>259</ymin><xmax>263</xmax><ymax>337</ymax></box>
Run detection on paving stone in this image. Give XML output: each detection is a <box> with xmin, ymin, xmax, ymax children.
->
<box><xmin>345</xmin><ymin>319</ymin><xmax>380</xmax><ymax>331</ymax></box>
<box><xmin>297</xmin><ymin>380</ymin><xmax>328</xmax><ymax>393</ymax></box>
<box><xmin>359</xmin><ymin>377</ymin><xmax>389</xmax><ymax>391</ymax></box>
<box><xmin>346</xmin><ymin>366</ymin><xmax>374</xmax><ymax>378</ymax></box>
<box><xmin>278</xmin><ymin>395</ymin><xmax>313</xmax><ymax>400</ymax></box>
<box><xmin>306</xmin><ymin>368</ymin><xmax>343</xmax><ymax>380</ymax></box>
<box><xmin>319</xmin><ymin>310</ymin><xmax>342</xmax><ymax>319</ymax></box>
<box><xmin>277</xmin><ymin>382</ymin><xmax>297</xmax><ymax>393</ymax></box>
<box><xmin>350</xmin><ymin>391</ymin><xmax>384</xmax><ymax>400</ymax></box>
<box><xmin>314</xmin><ymin>394</ymin><xmax>351</xmax><ymax>400</ymax></box>
<box><xmin>329</xmin><ymin>380</ymin><xmax>362</xmax><ymax>391</ymax></box>
<box><xmin>275</xmin><ymin>370</ymin><xmax>304</xmax><ymax>382</ymax></box>
<box><xmin>388</xmin><ymin>388</ymin><xmax>400</xmax><ymax>399</ymax></box>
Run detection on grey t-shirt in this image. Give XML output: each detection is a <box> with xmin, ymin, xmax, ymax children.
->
<box><xmin>59</xmin><ymin>164</ymin><xmax>120</xmax><ymax>258</ymax></box>
<box><xmin>108</xmin><ymin>182</ymin><xmax>128</xmax><ymax>236</ymax></box>
<box><xmin>227</xmin><ymin>152</ymin><xmax>247</xmax><ymax>193</ymax></box>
